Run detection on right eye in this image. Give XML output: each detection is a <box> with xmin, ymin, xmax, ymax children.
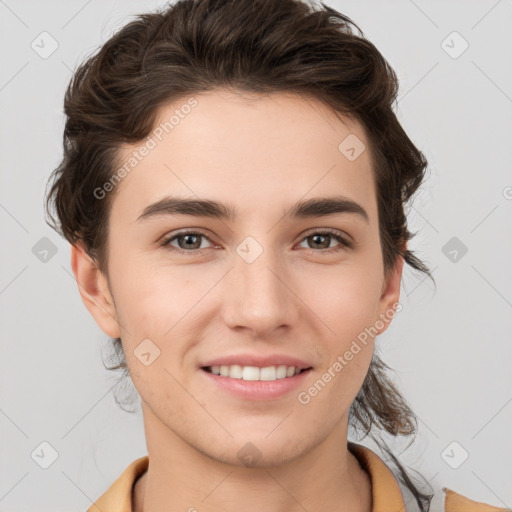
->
<box><xmin>160</xmin><ymin>230</ymin><xmax>215</xmax><ymax>254</ymax></box>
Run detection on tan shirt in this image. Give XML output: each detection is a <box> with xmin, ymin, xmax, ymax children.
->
<box><xmin>87</xmin><ymin>442</ymin><xmax>508</xmax><ymax>512</ymax></box>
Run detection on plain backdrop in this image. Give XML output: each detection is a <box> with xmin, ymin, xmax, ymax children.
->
<box><xmin>1</xmin><ymin>0</ymin><xmax>511</xmax><ymax>510</ymax></box>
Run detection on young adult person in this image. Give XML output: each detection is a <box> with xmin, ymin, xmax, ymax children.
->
<box><xmin>45</xmin><ymin>0</ymin><xmax>507</xmax><ymax>510</ymax></box>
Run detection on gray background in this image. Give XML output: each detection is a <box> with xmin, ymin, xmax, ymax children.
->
<box><xmin>1</xmin><ymin>0</ymin><xmax>511</xmax><ymax>510</ymax></box>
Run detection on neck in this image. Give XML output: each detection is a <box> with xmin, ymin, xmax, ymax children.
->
<box><xmin>133</xmin><ymin>407</ymin><xmax>372</xmax><ymax>512</ymax></box>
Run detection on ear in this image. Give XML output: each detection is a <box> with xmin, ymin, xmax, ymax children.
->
<box><xmin>375</xmin><ymin>254</ymin><xmax>405</xmax><ymax>335</ymax></box>
<box><xmin>70</xmin><ymin>242</ymin><xmax>121</xmax><ymax>338</ymax></box>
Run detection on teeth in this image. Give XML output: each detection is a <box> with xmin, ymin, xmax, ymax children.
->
<box><xmin>208</xmin><ymin>364</ymin><xmax>306</xmax><ymax>381</ymax></box>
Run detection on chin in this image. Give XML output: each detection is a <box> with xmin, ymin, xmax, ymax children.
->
<box><xmin>199</xmin><ymin>430</ymin><xmax>314</xmax><ymax>468</ymax></box>
<box><xmin>207</xmin><ymin>443</ymin><xmax>304</xmax><ymax>468</ymax></box>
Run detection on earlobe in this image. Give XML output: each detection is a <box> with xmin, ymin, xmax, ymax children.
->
<box><xmin>70</xmin><ymin>242</ymin><xmax>121</xmax><ymax>338</ymax></box>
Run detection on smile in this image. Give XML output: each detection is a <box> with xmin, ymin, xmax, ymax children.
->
<box><xmin>200</xmin><ymin>365</ymin><xmax>313</xmax><ymax>400</ymax></box>
<box><xmin>203</xmin><ymin>364</ymin><xmax>311</xmax><ymax>381</ymax></box>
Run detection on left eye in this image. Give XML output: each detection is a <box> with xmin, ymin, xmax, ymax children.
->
<box><xmin>297</xmin><ymin>231</ymin><xmax>351</xmax><ymax>252</ymax></box>
<box><xmin>160</xmin><ymin>230</ymin><xmax>352</xmax><ymax>254</ymax></box>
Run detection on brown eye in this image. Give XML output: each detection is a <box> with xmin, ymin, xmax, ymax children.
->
<box><xmin>298</xmin><ymin>230</ymin><xmax>352</xmax><ymax>253</ymax></box>
<box><xmin>160</xmin><ymin>228</ymin><xmax>352</xmax><ymax>256</ymax></box>
<box><xmin>308</xmin><ymin>233</ymin><xmax>332</xmax><ymax>249</ymax></box>
<box><xmin>161</xmin><ymin>231</ymin><xmax>213</xmax><ymax>253</ymax></box>
<box><xmin>176</xmin><ymin>234</ymin><xmax>202</xmax><ymax>250</ymax></box>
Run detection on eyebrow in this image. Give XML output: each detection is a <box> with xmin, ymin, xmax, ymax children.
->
<box><xmin>136</xmin><ymin>195</ymin><xmax>369</xmax><ymax>224</ymax></box>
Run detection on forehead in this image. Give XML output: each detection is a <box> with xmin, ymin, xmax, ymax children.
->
<box><xmin>110</xmin><ymin>89</ymin><xmax>377</xmax><ymax>224</ymax></box>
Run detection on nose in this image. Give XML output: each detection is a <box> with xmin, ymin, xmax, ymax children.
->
<box><xmin>221</xmin><ymin>243</ymin><xmax>300</xmax><ymax>338</ymax></box>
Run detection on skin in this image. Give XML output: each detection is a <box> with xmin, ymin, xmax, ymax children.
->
<box><xmin>71</xmin><ymin>89</ymin><xmax>404</xmax><ymax>512</ymax></box>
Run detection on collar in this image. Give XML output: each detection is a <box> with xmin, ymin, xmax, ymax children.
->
<box><xmin>86</xmin><ymin>442</ymin><xmax>506</xmax><ymax>512</ymax></box>
<box><xmin>87</xmin><ymin>442</ymin><xmax>407</xmax><ymax>512</ymax></box>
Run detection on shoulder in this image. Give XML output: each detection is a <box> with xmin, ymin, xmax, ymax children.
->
<box><xmin>348</xmin><ymin>441</ymin><xmax>509</xmax><ymax>512</ymax></box>
<box><xmin>87</xmin><ymin>455</ymin><xmax>149</xmax><ymax>512</ymax></box>
<box><xmin>443</xmin><ymin>487</ymin><xmax>511</xmax><ymax>512</ymax></box>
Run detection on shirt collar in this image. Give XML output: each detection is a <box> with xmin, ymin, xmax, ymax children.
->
<box><xmin>348</xmin><ymin>441</ymin><xmax>407</xmax><ymax>511</ymax></box>
<box><xmin>87</xmin><ymin>442</ymin><xmax>407</xmax><ymax>512</ymax></box>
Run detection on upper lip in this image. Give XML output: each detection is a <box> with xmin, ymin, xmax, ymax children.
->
<box><xmin>201</xmin><ymin>354</ymin><xmax>313</xmax><ymax>370</ymax></box>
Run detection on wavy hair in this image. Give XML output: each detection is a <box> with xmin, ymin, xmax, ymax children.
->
<box><xmin>45</xmin><ymin>1</ymin><xmax>435</xmax><ymax>509</ymax></box>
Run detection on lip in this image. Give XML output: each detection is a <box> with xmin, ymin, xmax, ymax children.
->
<box><xmin>200</xmin><ymin>354</ymin><xmax>313</xmax><ymax>371</ymax></box>
<box><xmin>200</xmin><ymin>366</ymin><xmax>313</xmax><ymax>401</ymax></box>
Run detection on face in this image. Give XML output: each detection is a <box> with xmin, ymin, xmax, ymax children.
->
<box><xmin>72</xmin><ymin>89</ymin><xmax>403</xmax><ymax>467</ymax></box>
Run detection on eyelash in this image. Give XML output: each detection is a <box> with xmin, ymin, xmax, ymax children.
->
<box><xmin>159</xmin><ymin>228</ymin><xmax>353</xmax><ymax>255</ymax></box>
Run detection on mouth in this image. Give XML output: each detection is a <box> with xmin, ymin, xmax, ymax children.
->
<box><xmin>201</xmin><ymin>364</ymin><xmax>313</xmax><ymax>381</ymax></box>
<box><xmin>200</xmin><ymin>364</ymin><xmax>313</xmax><ymax>400</ymax></box>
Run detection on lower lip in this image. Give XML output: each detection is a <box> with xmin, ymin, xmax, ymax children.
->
<box><xmin>200</xmin><ymin>368</ymin><xmax>312</xmax><ymax>401</ymax></box>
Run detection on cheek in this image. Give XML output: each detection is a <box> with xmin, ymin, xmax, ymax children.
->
<box><xmin>302</xmin><ymin>264</ymin><xmax>383</xmax><ymax>340</ymax></box>
<box><xmin>301</xmin><ymin>276</ymin><xmax>378</xmax><ymax>410</ymax></box>
<box><xmin>107</xmin><ymin>259</ymin><xmax>215</xmax><ymax>385</ymax></box>
<box><xmin>109</xmin><ymin>256</ymin><xmax>198</xmax><ymax>331</ymax></box>
<box><xmin>297</xmin><ymin>264</ymin><xmax>382</xmax><ymax>399</ymax></box>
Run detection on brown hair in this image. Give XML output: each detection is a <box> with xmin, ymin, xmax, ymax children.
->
<box><xmin>45</xmin><ymin>0</ymin><xmax>434</xmax><ymax>508</ymax></box>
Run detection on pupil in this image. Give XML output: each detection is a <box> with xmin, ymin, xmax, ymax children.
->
<box><xmin>182</xmin><ymin>234</ymin><xmax>199</xmax><ymax>249</ymax></box>
<box><xmin>312</xmin><ymin>234</ymin><xmax>328</xmax><ymax>249</ymax></box>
